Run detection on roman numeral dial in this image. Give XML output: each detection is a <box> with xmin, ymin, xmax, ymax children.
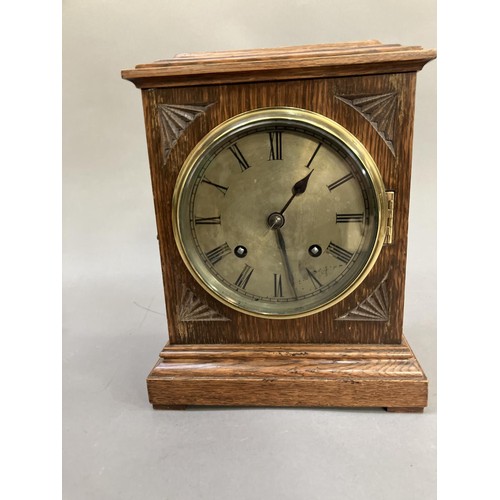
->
<box><xmin>175</xmin><ymin>108</ymin><xmax>386</xmax><ymax>318</ymax></box>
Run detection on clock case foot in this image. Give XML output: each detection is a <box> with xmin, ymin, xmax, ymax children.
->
<box><xmin>147</xmin><ymin>335</ymin><xmax>427</xmax><ymax>411</ymax></box>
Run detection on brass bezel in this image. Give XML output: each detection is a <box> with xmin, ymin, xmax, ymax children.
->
<box><xmin>172</xmin><ymin>107</ymin><xmax>388</xmax><ymax>319</ymax></box>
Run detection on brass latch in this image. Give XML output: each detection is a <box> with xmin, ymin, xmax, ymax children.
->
<box><xmin>385</xmin><ymin>191</ymin><xmax>395</xmax><ymax>244</ymax></box>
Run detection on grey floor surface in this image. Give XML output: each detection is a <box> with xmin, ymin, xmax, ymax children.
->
<box><xmin>63</xmin><ymin>275</ymin><xmax>436</xmax><ymax>500</ymax></box>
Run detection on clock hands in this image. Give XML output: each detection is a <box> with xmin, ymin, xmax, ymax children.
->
<box><xmin>275</xmin><ymin>228</ymin><xmax>298</xmax><ymax>298</ymax></box>
<box><xmin>278</xmin><ymin>169</ymin><xmax>314</xmax><ymax>216</ymax></box>
<box><xmin>265</xmin><ymin>170</ymin><xmax>315</xmax><ymax>297</ymax></box>
<box><xmin>266</xmin><ymin>169</ymin><xmax>315</xmax><ymax>232</ymax></box>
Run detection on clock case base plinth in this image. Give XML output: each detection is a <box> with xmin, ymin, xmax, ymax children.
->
<box><xmin>146</xmin><ymin>336</ymin><xmax>427</xmax><ymax>411</ymax></box>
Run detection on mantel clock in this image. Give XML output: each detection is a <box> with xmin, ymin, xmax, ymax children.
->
<box><xmin>122</xmin><ymin>40</ymin><xmax>436</xmax><ymax>411</ymax></box>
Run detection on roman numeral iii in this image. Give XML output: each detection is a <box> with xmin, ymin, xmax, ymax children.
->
<box><xmin>336</xmin><ymin>213</ymin><xmax>364</xmax><ymax>223</ymax></box>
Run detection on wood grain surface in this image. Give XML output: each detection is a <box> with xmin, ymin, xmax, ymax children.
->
<box><xmin>147</xmin><ymin>336</ymin><xmax>427</xmax><ymax>410</ymax></box>
<box><xmin>139</xmin><ymin>72</ymin><xmax>418</xmax><ymax>344</ymax></box>
<box><xmin>122</xmin><ymin>41</ymin><xmax>436</xmax><ymax>88</ymax></box>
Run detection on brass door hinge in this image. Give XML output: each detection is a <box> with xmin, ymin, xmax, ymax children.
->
<box><xmin>385</xmin><ymin>191</ymin><xmax>395</xmax><ymax>244</ymax></box>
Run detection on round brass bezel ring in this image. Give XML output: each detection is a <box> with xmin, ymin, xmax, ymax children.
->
<box><xmin>172</xmin><ymin>107</ymin><xmax>388</xmax><ymax>319</ymax></box>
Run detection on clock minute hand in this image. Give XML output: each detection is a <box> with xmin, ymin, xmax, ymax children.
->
<box><xmin>275</xmin><ymin>228</ymin><xmax>298</xmax><ymax>298</ymax></box>
<box><xmin>268</xmin><ymin>171</ymin><xmax>315</xmax><ymax>296</ymax></box>
<box><xmin>279</xmin><ymin>170</ymin><xmax>314</xmax><ymax>216</ymax></box>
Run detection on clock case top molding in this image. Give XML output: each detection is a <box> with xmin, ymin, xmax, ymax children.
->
<box><xmin>122</xmin><ymin>41</ymin><xmax>436</xmax><ymax>346</ymax></box>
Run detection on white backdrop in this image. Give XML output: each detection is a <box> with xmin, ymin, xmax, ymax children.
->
<box><xmin>63</xmin><ymin>1</ymin><xmax>436</xmax><ymax>499</ymax></box>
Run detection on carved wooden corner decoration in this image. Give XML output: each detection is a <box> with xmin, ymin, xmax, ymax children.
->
<box><xmin>157</xmin><ymin>103</ymin><xmax>214</xmax><ymax>166</ymax></box>
<box><xmin>178</xmin><ymin>286</ymin><xmax>230</xmax><ymax>322</ymax></box>
<box><xmin>336</xmin><ymin>271</ymin><xmax>391</xmax><ymax>321</ymax></box>
<box><xmin>336</xmin><ymin>93</ymin><xmax>398</xmax><ymax>156</ymax></box>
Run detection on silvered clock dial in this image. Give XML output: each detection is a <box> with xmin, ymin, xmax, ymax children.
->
<box><xmin>173</xmin><ymin>107</ymin><xmax>388</xmax><ymax>318</ymax></box>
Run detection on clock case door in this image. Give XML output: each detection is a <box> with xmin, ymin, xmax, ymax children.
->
<box><xmin>141</xmin><ymin>73</ymin><xmax>416</xmax><ymax>345</ymax></box>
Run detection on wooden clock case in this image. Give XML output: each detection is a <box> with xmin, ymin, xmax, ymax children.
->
<box><xmin>122</xmin><ymin>41</ymin><xmax>436</xmax><ymax>411</ymax></box>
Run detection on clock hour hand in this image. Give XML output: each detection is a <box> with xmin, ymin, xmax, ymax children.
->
<box><xmin>260</xmin><ymin>170</ymin><xmax>315</xmax><ymax>238</ymax></box>
<box><xmin>278</xmin><ymin>170</ymin><xmax>314</xmax><ymax>216</ymax></box>
<box><xmin>275</xmin><ymin>228</ymin><xmax>298</xmax><ymax>298</ymax></box>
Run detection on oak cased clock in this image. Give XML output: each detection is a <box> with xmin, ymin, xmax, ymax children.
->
<box><xmin>122</xmin><ymin>41</ymin><xmax>436</xmax><ymax>411</ymax></box>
